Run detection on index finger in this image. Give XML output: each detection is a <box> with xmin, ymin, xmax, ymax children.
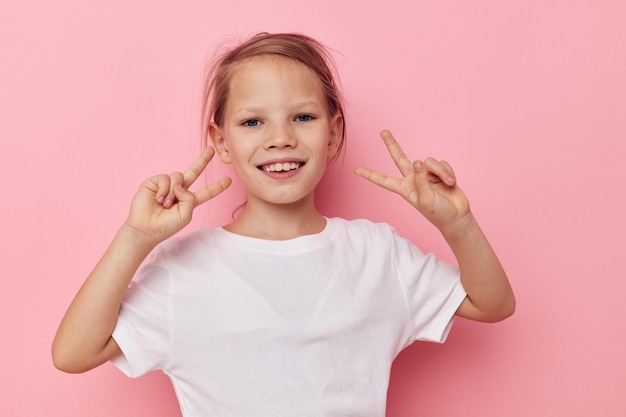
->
<box><xmin>380</xmin><ymin>130</ymin><xmax>413</xmax><ymax>177</ymax></box>
<box><xmin>183</xmin><ymin>147</ymin><xmax>215</xmax><ymax>188</ymax></box>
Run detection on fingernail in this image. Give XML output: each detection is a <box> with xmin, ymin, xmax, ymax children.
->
<box><xmin>164</xmin><ymin>198</ymin><xmax>173</xmax><ymax>207</ymax></box>
<box><xmin>448</xmin><ymin>176</ymin><xmax>456</xmax><ymax>183</ymax></box>
<box><xmin>414</xmin><ymin>161</ymin><xmax>423</xmax><ymax>171</ymax></box>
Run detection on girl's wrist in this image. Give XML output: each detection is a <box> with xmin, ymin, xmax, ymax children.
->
<box><xmin>117</xmin><ymin>222</ymin><xmax>162</xmax><ymax>252</ymax></box>
<box><xmin>438</xmin><ymin>212</ymin><xmax>478</xmax><ymax>243</ymax></box>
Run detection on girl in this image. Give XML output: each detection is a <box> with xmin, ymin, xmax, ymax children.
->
<box><xmin>52</xmin><ymin>32</ymin><xmax>515</xmax><ymax>416</ymax></box>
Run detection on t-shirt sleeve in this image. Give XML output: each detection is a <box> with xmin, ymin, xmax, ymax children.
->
<box><xmin>390</xmin><ymin>227</ymin><xmax>467</xmax><ymax>345</ymax></box>
<box><xmin>111</xmin><ymin>247</ymin><xmax>173</xmax><ymax>377</ymax></box>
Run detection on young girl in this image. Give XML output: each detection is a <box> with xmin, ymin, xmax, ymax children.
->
<box><xmin>52</xmin><ymin>32</ymin><xmax>515</xmax><ymax>416</ymax></box>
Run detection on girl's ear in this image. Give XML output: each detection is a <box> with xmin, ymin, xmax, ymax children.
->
<box><xmin>327</xmin><ymin>112</ymin><xmax>343</xmax><ymax>159</ymax></box>
<box><xmin>208</xmin><ymin>122</ymin><xmax>231</xmax><ymax>164</ymax></box>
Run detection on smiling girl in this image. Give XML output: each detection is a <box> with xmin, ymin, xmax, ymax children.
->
<box><xmin>52</xmin><ymin>32</ymin><xmax>514</xmax><ymax>416</ymax></box>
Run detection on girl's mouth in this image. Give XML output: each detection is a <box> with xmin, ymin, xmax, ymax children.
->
<box><xmin>259</xmin><ymin>162</ymin><xmax>303</xmax><ymax>172</ymax></box>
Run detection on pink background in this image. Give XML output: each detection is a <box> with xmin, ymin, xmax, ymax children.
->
<box><xmin>1</xmin><ymin>0</ymin><xmax>625</xmax><ymax>415</ymax></box>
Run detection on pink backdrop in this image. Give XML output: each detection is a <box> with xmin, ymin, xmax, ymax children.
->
<box><xmin>1</xmin><ymin>0</ymin><xmax>625</xmax><ymax>415</ymax></box>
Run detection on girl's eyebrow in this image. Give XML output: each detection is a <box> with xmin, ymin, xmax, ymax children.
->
<box><xmin>296</xmin><ymin>98</ymin><xmax>330</xmax><ymax>110</ymax></box>
<box><xmin>233</xmin><ymin>101</ymin><xmax>324</xmax><ymax>116</ymax></box>
<box><xmin>291</xmin><ymin>100</ymin><xmax>324</xmax><ymax>108</ymax></box>
<box><xmin>233</xmin><ymin>107</ymin><xmax>263</xmax><ymax>115</ymax></box>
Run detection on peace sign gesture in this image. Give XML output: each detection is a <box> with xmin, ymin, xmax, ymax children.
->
<box><xmin>355</xmin><ymin>130</ymin><xmax>472</xmax><ymax>234</ymax></box>
<box><xmin>125</xmin><ymin>147</ymin><xmax>231</xmax><ymax>244</ymax></box>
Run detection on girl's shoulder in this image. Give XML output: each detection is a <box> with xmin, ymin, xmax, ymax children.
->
<box><xmin>148</xmin><ymin>227</ymin><xmax>222</xmax><ymax>261</ymax></box>
<box><xmin>330</xmin><ymin>216</ymin><xmax>397</xmax><ymax>232</ymax></box>
<box><xmin>328</xmin><ymin>217</ymin><xmax>402</xmax><ymax>243</ymax></box>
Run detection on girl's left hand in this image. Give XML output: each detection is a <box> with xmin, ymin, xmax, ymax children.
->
<box><xmin>355</xmin><ymin>129</ymin><xmax>472</xmax><ymax>234</ymax></box>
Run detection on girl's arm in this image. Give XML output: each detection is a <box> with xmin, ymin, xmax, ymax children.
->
<box><xmin>52</xmin><ymin>148</ymin><xmax>231</xmax><ymax>373</ymax></box>
<box><xmin>52</xmin><ymin>226</ymin><xmax>155</xmax><ymax>373</ymax></box>
<box><xmin>437</xmin><ymin>212</ymin><xmax>514</xmax><ymax>322</ymax></box>
<box><xmin>355</xmin><ymin>130</ymin><xmax>515</xmax><ymax>323</ymax></box>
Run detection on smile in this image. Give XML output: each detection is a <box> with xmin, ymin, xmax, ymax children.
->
<box><xmin>260</xmin><ymin>162</ymin><xmax>302</xmax><ymax>172</ymax></box>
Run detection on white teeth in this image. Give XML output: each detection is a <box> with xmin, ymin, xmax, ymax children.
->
<box><xmin>263</xmin><ymin>162</ymin><xmax>300</xmax><ymax>172</ymax></box>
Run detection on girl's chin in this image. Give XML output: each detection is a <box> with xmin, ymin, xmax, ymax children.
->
<box><xmin>246</xmin><ymin>191</ymin><xmax>316</xmax><ymax>207</ymax></box>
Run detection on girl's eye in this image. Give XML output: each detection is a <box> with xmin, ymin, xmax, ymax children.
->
<box><xmin>243</xmin><ymin>119</ymin><xmax>261</xmax><ymax>127</ymax></box>
<box><xmin>295</xmin><ymin>114</ymin><xmax>314</xmax><ymax>122</ymax></box>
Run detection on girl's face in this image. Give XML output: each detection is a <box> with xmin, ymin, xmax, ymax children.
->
<box><xmin>210</xmin><ymin>56</ymin><xmax>342</xmax><ymax>208</ymax></box>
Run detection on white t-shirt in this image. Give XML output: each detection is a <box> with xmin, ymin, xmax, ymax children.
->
<box><xmin>112</xmin><ymin>217</ymin><xmax>466</xmax><ymax>417</ymax></box>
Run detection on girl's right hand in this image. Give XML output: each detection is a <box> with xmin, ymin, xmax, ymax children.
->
<box><xmin>124</xmin><ymin>147</ymin><xmax>231</xmax><ymax>245</ymax></box>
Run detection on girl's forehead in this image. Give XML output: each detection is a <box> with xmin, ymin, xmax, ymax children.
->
<box><xmin>231</xmin><ymin>55</ymin><xmax>318</xmax><ymax>84</ymax></box>
<box><xmin>226</xmin><ymin>55</ymin><xmax>325</xmax><ymax>106</ymax></box>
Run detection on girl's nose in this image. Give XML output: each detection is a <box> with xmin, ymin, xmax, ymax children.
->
<box><xmin>264</xmin><ymin>125</ymin><xmax>296</xmax><ymax>149</ymax></box>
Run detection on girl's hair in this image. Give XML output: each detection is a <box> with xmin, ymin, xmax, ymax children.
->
<box><xmin>201</xmin><ymin>32</ymin><xmax>346</xmax><ymax>160</ymax></box>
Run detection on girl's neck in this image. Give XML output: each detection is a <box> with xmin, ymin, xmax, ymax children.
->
<box><xmin>223</xmin><ymin>195</ymin><xmax>326</xmax><ymax>241</ymax></box>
